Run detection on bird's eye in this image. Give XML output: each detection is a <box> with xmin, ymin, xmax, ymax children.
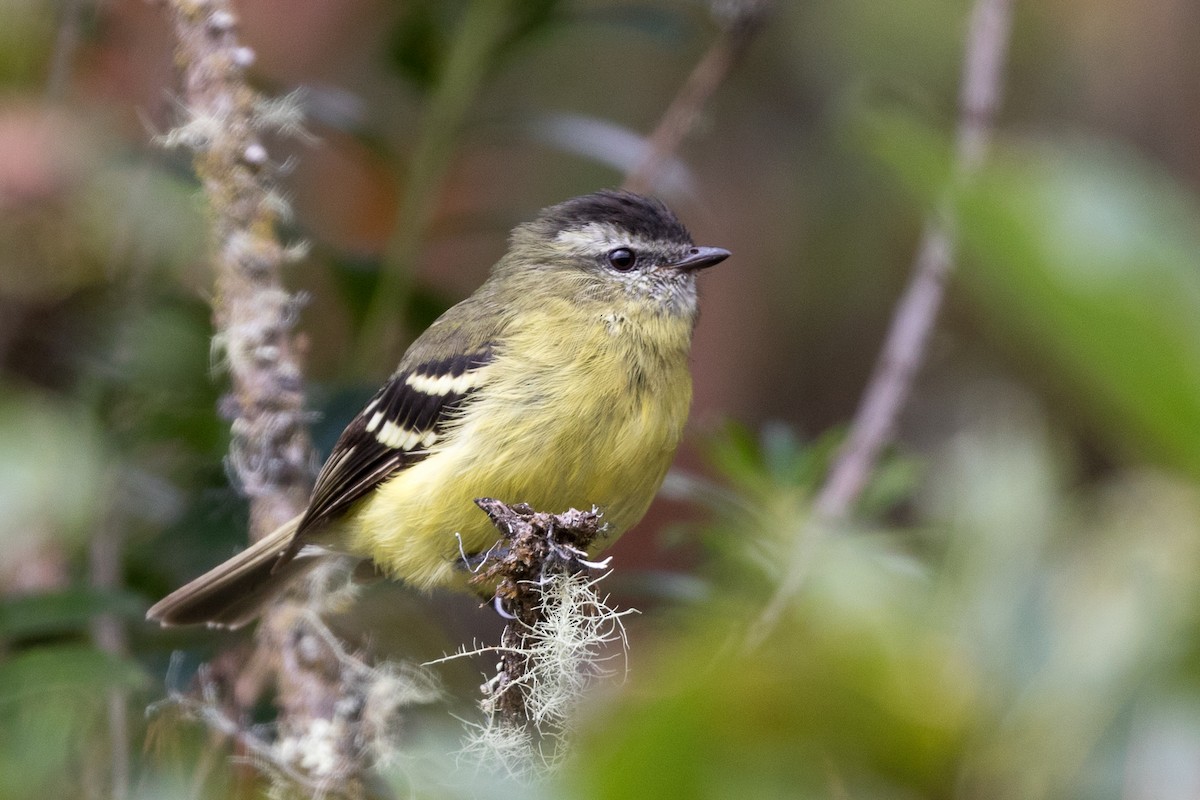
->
<box><xmin>606</xmin><ymin>248</ymin><xmax>636</xmax><ymax>271</ymax></box>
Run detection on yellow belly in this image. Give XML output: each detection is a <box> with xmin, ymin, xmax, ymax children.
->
<box><xmin>344</xmin><ymin>307</ymin><xmax>693</xmax><ymax>590</ymax></box>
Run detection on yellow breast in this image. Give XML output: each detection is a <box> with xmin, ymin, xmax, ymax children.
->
<box><xmin>345</xmin><ymin>298</ymin><xmax>694</xmax><ymax>590</ymax></box>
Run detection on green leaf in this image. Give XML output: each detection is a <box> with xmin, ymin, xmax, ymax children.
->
<box><xmin>0</xmin><ymin>0</ymin><xmax>56</xmax><ymax>86</ymax></box>
<box><xmin>859</xmin><ymin>109</ymin><xmax>1200</xmax><ymax>479</ymax></box>
<box><xmin>0</xmin><ymin>588</ymin><xmax>145</xmax><ymax>639</ymax></box>
<box><xmin>0</xmin><ymin>644</ymin><xmax>146</xmax><ymax>701</ymax></box>
<box><xmin>850</xmin><ymin>100</ymin><xmax>952</xmax><ymax>210</ymax></box>
<box><xmin>0</xmin><ymin>390</ymin><xmax>107</xmax><ymax>550</ymax></box>
<box><xmin>572</xmin><ymin>536</ymin><xmax>968</xmax><ymax>800</ymax></box>
<box><xmin>0</xmin><ymin>646</ymin><xmax>146</xmax><ymax>799</ymax></box>
<box><xmin>955</xmin><ymin>139</ymin><xmax>1200</xmax><ymax>478</ymax></box>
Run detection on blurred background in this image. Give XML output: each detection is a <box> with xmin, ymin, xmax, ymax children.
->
<box><xmin>4</xmin><ymin>0</ymin><xmax>1200</xmax><ymax>797</ymax></box>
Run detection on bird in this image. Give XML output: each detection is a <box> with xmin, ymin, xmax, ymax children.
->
<box><xmin>147</xmin><ymin>189</ymin><xmax>730</xmax><ymax>628</ymax></box>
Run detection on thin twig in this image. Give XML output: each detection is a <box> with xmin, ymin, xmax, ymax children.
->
<box><xmin>45</xmin><ymin>0</ymin><xmax>84</xmax><ymax>100</ymax></box>
<box><xmin>623</xmin><ymin>1</ymin><xmax>770</xmax><ymax>195</ymax></box>
<box><xmin>814</xmin><ymin>0</ymin><xmax>1014</xmax><ymax>520</ymax></box>
<box><xmin>356</xmin><ymin>0</ymin><xmax>518</xmax><ymax>371</ymax></box>
<box><xmin>153</xmin><ymin>687</ymin><xmax>333</xmax><ymax>798</ymax></box>
<box><xmin>89</xmin><ymin>522</ymin><xmax>130</xmax><ymax>800</ymax></box>
<box><xmin>748</xmin><ymin>0</ymin><xmax>1015</xmax><ymax>647</ymax></box>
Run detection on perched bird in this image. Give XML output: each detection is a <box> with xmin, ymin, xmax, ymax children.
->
<box><xmin>148</xmin><ymin>190</ymin><xmax>730</xmax><ymax>628</ymax></box>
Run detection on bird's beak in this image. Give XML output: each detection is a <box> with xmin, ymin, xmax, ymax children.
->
<box><xmin>671</xmin><ymin>246</ymin><xmax>731</xmax><ymax>272</ymax></box>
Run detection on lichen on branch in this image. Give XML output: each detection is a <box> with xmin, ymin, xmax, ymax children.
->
<box><xmin>161</xmin><ymin>0</ymin><xmax>314</xmax><ymax>538</ymax></box>
<box><xmin>157</xmin><ymin>3</ymin><xmax>417</xmax><ymax>796</ymax></box>
<box><xmin>460</xmin><ymin>500</ymin><xmax>635</xmax><ymax>773</ymax></box>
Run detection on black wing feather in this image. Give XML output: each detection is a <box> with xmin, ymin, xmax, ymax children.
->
<box><xmin>291</xmin><ymin>345</ymin><xmax>495</xmax><ymax>544</ymax></box>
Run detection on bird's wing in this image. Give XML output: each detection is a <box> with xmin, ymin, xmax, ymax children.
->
<box><xmin>288</xmin><ymin>291</ymin><xmax>509</xmax><ymax>557</ymax></box>
<box><xmin>293</xmin><ymin>342</ymin><xmax>496</xmax><ymax>545</ymax></box>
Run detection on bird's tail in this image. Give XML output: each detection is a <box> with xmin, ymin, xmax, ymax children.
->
<box><xmin>146</xmin><ymin>515</ymin><xmax>322</xmax><ymax>629</ymax></box>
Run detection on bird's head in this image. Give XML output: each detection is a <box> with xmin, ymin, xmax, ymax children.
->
<box><xmin>498</xmin><ymin>189</ymin><xmax>730</xmax><ymax>318</ymax></box>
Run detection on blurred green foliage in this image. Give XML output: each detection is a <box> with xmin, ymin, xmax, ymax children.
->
<box><xmin>567</xmin><ymin>411</ymin><xmax>1200</xmax><ymax>800</ymax></box>
<box><xmin>0</xmin><ymin>644</ymin><xmax>146</xmax><ymax>798</ymax></box>
<box><xmin>3</xmin><ymin>0</ymin><xmax>1200</xmax><ymax>798</ymax></box>
<box><xmin>0</xmin><ymin>0</ymin><xmax>57</xmax><ymax>85</ymax></box>
<box><xmin>958</xmin><ymin>141</ymin><xmax>1200</xmax><ymax>479</ymax></box>
<box><xmin>861</xmin><ymin>105</ymin><xmax>1200</xmax><ymax>480</ymax></box>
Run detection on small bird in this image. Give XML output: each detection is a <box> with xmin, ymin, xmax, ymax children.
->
<box><xmin>148</xmin><ymin>190</ymin><xmax>730</xmax><ymax>628</ymax></box>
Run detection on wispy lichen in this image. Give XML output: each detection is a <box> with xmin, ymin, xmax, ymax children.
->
<box><xmin>436</xmin><ymin>500</ymin><xmax>636</xmax><ymax>775</ymax></box>
<box><xmin>151</xmin><ymin>611</ymin><xmax>440</xmax><ymax>799</ymax></box>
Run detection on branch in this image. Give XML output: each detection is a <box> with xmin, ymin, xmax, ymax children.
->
<box><xmin>464</xmin><ymin>500</ymin><xmax>632</xmax><ymax>774</ymax></box>
<box><xmin>162</xmin><ymin>0</ymin><xmax>314</xmax><ymax>539</ymax></box>
<box><xmin>748</xmin><ymin>0</ymin><xmax>1015</xmax><ymax>647</ymax></box>
<box><xmin>813</xmin><ymin>0</ymin><xmax>1014</xmax><ymax>521</ymax></box>
<box><xmin>470</xmin><ymin>500</ymin><xmax>607</xmax><ymax>722</ymax></box>
<box><xmin>160</xmin><ymin>3</ymin><xmax>403</xmax><ymax>795</ymax></box>
<box><xmin>152</xmin><ymin>610</ymin><xmax>438</xmax><ymax>799</ymax></box>
<box><xmin>622</xmin><ymin>0</ymin><xmax>770</xmax><ymax>195</ymax></box>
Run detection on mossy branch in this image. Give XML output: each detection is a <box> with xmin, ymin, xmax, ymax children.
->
<box><xmin>162</xmin><ymin>0</ymin><xmax>314</xmax><ymax>539</ymax></box>
<box><xmin>150</xmin><ymin>611</ymin><xmax>439</xmax><ymax>799</ymax></box>
<box><xmin>158</xmin><ymin>3</ymin><xmax>444</xmax><ymax>796</ymax></box>
<box><xmin>455</xmin><ymin>500</ymin><xmax>635</xmax><ymax>774</ymax></box>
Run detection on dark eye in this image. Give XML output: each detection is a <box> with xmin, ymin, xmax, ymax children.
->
<box><xmin>606</xmin><ymin>248</ymin><xmax>636</xmax><ymax>271</ymax></box>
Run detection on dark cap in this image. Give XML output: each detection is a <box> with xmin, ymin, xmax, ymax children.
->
<box><xmin>532</xmin><ymin>189</ymin><xmax>694</xmax><ymax>246</ymax></box>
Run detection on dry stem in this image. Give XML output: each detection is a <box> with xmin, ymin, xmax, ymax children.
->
<box><xmin>813</xmin><ymin>0</ymin><xmax>1014</xmax><ymax>521</ymax></box>
<box><xmin>623</xmin><ymin>0</ymin><xmax>770</xmax><ymax>195</ymax></box>
<box><xmin>750</xmin><ymin>0</ymin><xmax>1015</xmax><ymax>646</ymax></box>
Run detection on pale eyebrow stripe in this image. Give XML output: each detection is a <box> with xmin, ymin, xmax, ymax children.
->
<box><xmin>554</xmin><ymin>222</ymin><xmax>664</xmax><ymax>254</ymax></box>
